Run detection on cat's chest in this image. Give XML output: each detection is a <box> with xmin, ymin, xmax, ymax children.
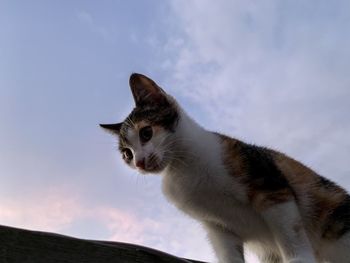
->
<box><xmin>162</xmin><ymin>167</ymin><xmax>227</xmax><ymax>218</ymax></box>
<box><xmin>162</xmin><ymin>165</ymin><xmax>269</xmax><ymax>239</ymax></box>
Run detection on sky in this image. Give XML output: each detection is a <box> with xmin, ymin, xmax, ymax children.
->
<box><xmin>1</xmin><ymin>1</ymin><xmax>350</xmax><ymax>262</ymax></box>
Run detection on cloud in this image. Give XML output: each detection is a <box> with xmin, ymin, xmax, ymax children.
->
<box><xmin>96</xmin><ymin>198</ymin><xmax>214</xmax><ymax>261</ymax></box>
<box><xmin>0</xmin><ymin>187</ymin><xmax>81</xmax><ymax>232</ymax></box>
<box><xmin>165</xmin><ymin>0</ymin><xmax>350</xmax><ymax>186</ymax></box>
<box><xmin>155</xmin><ymin>2</ymin><xmax>350</xmax><ymax>261</ymax></box>
<box><xmin>0</xmin><ymin>187</ymin><xmax>140</xmax><ymax>240</ymax></box>
<box><xmin>0</xmin><ymin>186</ymin><xmax>214</xmax><ymax>261</ymax></box>
<box><xmin>97</xmin><ymin>206</ymin><xmax>149</xmax><ymax>244</ymax></box>
<box><xmin>138</xmin><ymin>207</ymin><xmax>214</xmax><ymax>261</ymax></box>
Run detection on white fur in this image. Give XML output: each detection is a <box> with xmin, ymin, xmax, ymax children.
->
<box><xmin>160</xmin><ymin>107</ymin><xmax>350</xmax><ymax>263</ymax></box>
<box><xmin>260</xmin><ymin>202</ymin><xmax>316</xmax><ymax>263</ymax></box>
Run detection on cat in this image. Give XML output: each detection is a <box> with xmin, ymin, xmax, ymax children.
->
<box><xmin>100</xmin><ymin>73</ymin><xmax>350</xmax><ymax>263</ymax></box>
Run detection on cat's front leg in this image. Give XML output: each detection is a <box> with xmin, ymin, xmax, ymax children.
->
<box><xmin>261</xmin><ymin>201</ymin><xmax>317</xmax><ymax>263</ymax></box>
<box><xmin>203</xmin><ymin>222</ymin><xmax>244</xmax><ymax>263</ymax></box>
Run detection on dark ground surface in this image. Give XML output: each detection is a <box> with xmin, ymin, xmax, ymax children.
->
<box><xmin>0</xmin><ymin>225</ymin><xmax>207</xmax><ymax>263</ymax></box>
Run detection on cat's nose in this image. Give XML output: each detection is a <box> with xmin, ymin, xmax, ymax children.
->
<box><xmin>136</xmin><ymin>158</ymin><xmax>146</xmax><ymax>170</ymax></box>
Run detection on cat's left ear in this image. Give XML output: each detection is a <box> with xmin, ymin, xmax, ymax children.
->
<box><xmin>99</xmin><ymin>123</ymin><xmax>122</xmax><ymax>135</ymax></box>
<box><xmin>129</xmin><ymin>73</ymin><xmax>168</xmax><ymax>106</ymax></box>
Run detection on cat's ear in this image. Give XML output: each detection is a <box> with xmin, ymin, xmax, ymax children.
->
<box><xmin>99</xmin><ymin>123</ymin><xmax>122</xmax><ymax>135</ymax></box>
<box><xmin>129</xmin><ymin>73</ymin><xmax>168</xmax><ymax>106</ymax></box>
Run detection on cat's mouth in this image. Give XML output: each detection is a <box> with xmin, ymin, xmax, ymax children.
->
<box><xmin>138</xmin><ymin>164</ymin><xmax>164</xmax><ymax>174</ymax></box>
<box><xmin>138</xmin><ymin>155</ymin><xmax>165</xmax><ymax>174</ymax></box>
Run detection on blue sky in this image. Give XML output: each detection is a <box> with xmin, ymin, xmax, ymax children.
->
<box><xmin>1</xmin><ymin>1</ymin><xmax>350</xmax><ymax>262</ymax></box>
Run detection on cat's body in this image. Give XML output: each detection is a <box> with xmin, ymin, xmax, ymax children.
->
<box><xmin>101</xmin><ymin>73</ymin><xmax>350</xmax><ymax>263</ymax></box>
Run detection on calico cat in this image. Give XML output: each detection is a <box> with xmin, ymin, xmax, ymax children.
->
<box><xmin>100</xmin><ymin>73</ymin><xmax>350</xmax><ymax>263</ymax></box>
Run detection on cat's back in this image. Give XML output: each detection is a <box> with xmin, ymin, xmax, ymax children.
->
<box><xmin>219</xmin><ymin>134</ymin><xmax>296</xmax><ymax>211</ymax></box>
<box><xmin>219</xmin><ymin>133</ymin><xmax>350</xmax><ymax>241</ymax></box>
<box><xmin>271</xmin><ymin>149</ymin><xmax>350</xmax><ymax>240</ymax></box>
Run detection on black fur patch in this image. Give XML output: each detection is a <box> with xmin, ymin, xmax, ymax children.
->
<box><xmin>323</xmin><ymin>195</ymin><xmax>350</xmax><ymax>239</ymax></box>
<box><xmin>239</xmin><ymin>143</ymin><xmax>291</xmax><ymax>192</ymax></box>
<box><xmin>129</xmin><ymin>103</ymin><xmax>179</xmax><ymax>131</ymax></box>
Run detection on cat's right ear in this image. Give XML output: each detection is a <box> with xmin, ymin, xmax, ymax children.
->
<box><xmin>129</xmin><ymin>73</ymin><xmax>168</xmax><ymax>107</ymax></box>
<box><xmin>99</xmin><ymin>123</ymin><xmax>122</xmax><ymax>135</ymax></box>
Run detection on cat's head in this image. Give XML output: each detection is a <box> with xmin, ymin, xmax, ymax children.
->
<box><xmin>100</xmin><ymin>73</ymin><xmax>180</xmax><ymax>174</ymax></box>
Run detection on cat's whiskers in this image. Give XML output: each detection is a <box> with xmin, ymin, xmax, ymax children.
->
<box><xmin>153</xmin><ymin>133</ymin><xmax>196</xmax><ymax>161</ymax></box>
<box><xmin>148</xmin><ymin>153</ymin><xmax>158</xmax><ymax>167</ymax></box>
<box><xmin>158</xmin><ymin>137</ymin><xmax>197</xmax><ymax>160</ymax></box>
<box><xmin>163</xmin><ymin>152</ymin><xmax>189</xmax><ymax>168</ymax></box>
<box><xmin>160</xmin><ymin>137</ymin><xmax>194</xmax><ymax>153</ymax></box>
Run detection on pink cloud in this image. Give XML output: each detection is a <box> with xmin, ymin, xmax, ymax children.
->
<box><xmin>0</xmin><ymin>188</ymin><xmax>214</xmax><ymax>261</ymax></box>
<box><xmin>0</xmin><ymin>187</ymin><xmax>81</xmax><ymax>232</ymax></box>
<box><xmin>0</xmin><ymin>188</ymin><xmax>154</xmax><ymax>245</ymax></box>
<box><xmin>96</xmin><ymin>207</ymin><xmax>148</xmax><ymax>244</ymax></box>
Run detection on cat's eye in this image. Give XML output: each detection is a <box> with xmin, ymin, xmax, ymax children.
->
<box><xmin>122</xmin><ymin>148</ymin><xmax>133</xmax><ymax>161</ymax></box>
<box><xmin>139</xmin><ymin>126</ymin><xmax>153</xmax><ymax>143</ymax></box>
